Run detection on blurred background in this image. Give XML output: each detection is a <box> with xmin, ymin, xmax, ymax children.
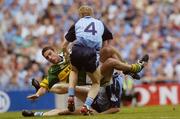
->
<box><xmin>0</xmin><ymin>0</ymin><xmax>179</xmax><ymax>112</ymax></box>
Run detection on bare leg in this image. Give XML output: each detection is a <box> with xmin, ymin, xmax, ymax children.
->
<box><xmin>43</xmin><ymin>108</ymin><xmax>82</xmax><ymax>116</ymax></box>
<box><xmin>50</xmin><ymin>83</ymin><xmax>68</xmax><ymax>94</ymax></box>
<box><xmin>100</xmin><ymin>47</ymin><xmax>142</xmax><ymax>74</ymax></box>
<box><xmin>100</xmin><ymin>46</ymin><xmax>125</xmax><ymax>63</ymax></box>
<box><xmin>101</xmin><ymin>58</ymin><xmax>131</xmax><ymax>74</ymax></box>
<box><xmin>67</xmin><ymin>65</ymin><xmax>81</xmax><ymax>112</ymax></box>
<box><xmin>43</xmin><ymin>109</ymin><xmax>62</xmax><ymax>116</ymax></box>
<box><xmin>79</xmin><ymin>67</ymin><xmax>102</xmax><ymax>114</ymax></box>
<box><xmin>87</xmin><ymin>67</ymin><xmax>102</xmax><ymax>99</ymax></box>
<box><xmin>68</xmin><ymin>65</ymin><xmax>78</xmax><ymax>92</ymax></box>
<box><xmin>51</xmin><ymin>83</ymin><xmax>89</xmax><ymax>102</ymax></box>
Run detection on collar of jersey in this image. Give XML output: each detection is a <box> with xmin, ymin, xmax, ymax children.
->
<box><xmin>84</xmin><ymin>16</ymin><xmax>91</xmax><ymax>18</ymax></box>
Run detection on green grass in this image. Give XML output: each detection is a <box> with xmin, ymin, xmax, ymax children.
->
<box><xmin>0</xmin><ymin>105</ymin><xmax>180</xmax><ymax>119</ymax></box>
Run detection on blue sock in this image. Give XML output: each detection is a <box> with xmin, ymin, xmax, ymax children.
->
<box><xmin>34</xmin><ymin>112</ymin><xmax>43</xmax><ymax>116</ymax></box>
<box><xmin>68</xmin><ymin>88</ymin><xmax>75</xmax><ymax>96</ymax></box>
<box><xmin>84</xmin><ymin>97</ymin><xmax>94</xmax><ymax>108</ymax></box>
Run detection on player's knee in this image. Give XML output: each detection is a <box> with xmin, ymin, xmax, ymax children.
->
<box><xmin>105</xmin><ymin>58</ymin><xmax>117</xmax><ymax>66</ymax></box>
<box><xmin>100</xmin><ymin>47</ymin><xmax>112</xmax><ymax>55</ymax></box>
<box><xmin>100</xmin><ymin>47</ymin><xmax>113</xmax><ymax>62</ymax></box>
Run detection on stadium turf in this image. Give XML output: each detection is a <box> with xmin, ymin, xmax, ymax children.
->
<box><xmin>0</xmin><ymin>105</ymin><xmax>179</xmax><ymax>119</ymax></box>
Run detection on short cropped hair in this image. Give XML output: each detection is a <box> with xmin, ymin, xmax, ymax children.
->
<box><xmin>78</xmin><ymin>5</ymin><xmax>93</xmax><ymax>18</ymax></box>
<box><xmin>42</xmin><ymin>46</ymin><xmax>54</xmax><ymax>56</ymax></box>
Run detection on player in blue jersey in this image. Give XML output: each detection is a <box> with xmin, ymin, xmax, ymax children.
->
<box><xmin>62</xmin><ymin>5</ymin><xmax>114</xmax><ymax>114</ymax></box>
<box><xmin>62</xmin><ymin>5</ymin><xmax>145</xmax><ymax>114</ymax></box>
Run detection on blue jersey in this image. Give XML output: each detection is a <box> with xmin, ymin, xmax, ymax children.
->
<box><xmin>65</xmin><ymin>16</ymin><xmax>113</xmax><ymax>51</ymax></box>
<box><xmin>75</xmin><ymin>17</ymin><xmax>104</xmax><ymax>50</ymax></box>
<box><xmin>92</xmin><ymin>73</ymin><xmax>124</xmax><ymax>113</ymax></box>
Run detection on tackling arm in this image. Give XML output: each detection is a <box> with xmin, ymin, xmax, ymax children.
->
<box><xmin>27</xmin><ymin>87</ymin><xmax>47</xmax><ymax>100</ymax></box>
<box><xmin>62</xmin><ymin>40</ymin><xmax>70</xmax><ymax>59</ymax></box>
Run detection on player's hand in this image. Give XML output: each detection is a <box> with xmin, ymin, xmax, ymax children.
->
<box><xmin>27</xmin><ymin>94</ymin><xmax>39</xmax><ymax>100</ymax></box>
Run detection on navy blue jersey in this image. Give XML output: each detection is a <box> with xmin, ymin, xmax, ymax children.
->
<box><xmin>92</xmin><ymin>73</ymin><xmax>123</xmax><ymax>113</ymax></box>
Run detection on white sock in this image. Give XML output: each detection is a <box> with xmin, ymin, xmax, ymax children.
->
<box><xmin>34</xmin><ymin>112</ymin><xmax>43</xmax><ymax>116</ymax></box>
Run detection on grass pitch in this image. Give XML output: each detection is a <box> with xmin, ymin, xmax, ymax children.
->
<box><xmin>0</xmin><ymin>105</ymin><xmax>179</xmax><ymax>119</ymax></box>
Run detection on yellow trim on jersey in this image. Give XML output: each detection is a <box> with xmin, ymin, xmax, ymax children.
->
<box><xmin>40</xmin><ymin>78</ymin><xmax>49</xmax><ymax>90</ymax></box>
<box><xmin>58</xmin><ymin>64</ymin><xmax>71</xmax><ymax>82</ymax></box>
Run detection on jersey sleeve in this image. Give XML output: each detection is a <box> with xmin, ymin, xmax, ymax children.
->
<box><xmin>102</xmin><ymin>23</ymin><xmax>113</xmax><ymax>41</ymax></box>
<box><xmin>65</xmin><ymin>24</ymin><xmax>76</xmax><ymax>42</ymax></box>
<box><xmin>40</xmin><ymin>77</ymin><xmax>49</xmax><ymax>90</ymax></box>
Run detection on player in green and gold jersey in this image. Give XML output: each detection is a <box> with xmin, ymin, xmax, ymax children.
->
<box><xmin>27</xmin><ymin>46</ymin><xmax>86</xmax><ymax>100</ymax></box>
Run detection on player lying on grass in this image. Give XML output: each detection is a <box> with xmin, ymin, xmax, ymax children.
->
<box><xmin>23</xmin><ymin>51</ymin><xmax>149</xmax><ymax>116</ymax></box>
<box><xmin>26</xmin><ymin>46</ymin><xmax>148</xmax><ymax>101</ymax></box>
<box><xmin>22</xmin><ymin>72</ymin><xmax>132</xmax><ymax>116</ymax></box>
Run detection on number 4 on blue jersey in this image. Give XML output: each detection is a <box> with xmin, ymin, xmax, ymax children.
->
<box><xmin>84</xmin><ymin>22</ymin><xmax>97</xmax><ymax>35</ymax></box>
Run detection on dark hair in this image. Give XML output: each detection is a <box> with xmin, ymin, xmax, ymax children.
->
<box><xmin>42</xmin><ymin>46</ymin><xmax>54</xmax><ymax>56</ymax></box>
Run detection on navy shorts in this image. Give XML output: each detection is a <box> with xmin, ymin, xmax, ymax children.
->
<box><xmin>70</xmin><ymin>44</ymin><xmax>98</xmax><ymax>73</ymax></box>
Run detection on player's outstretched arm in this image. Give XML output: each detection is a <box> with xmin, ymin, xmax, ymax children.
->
<box><xmin>27</xmin><ymin>87</ymin><xmax>47</xmax><ymax>100</ymax></box>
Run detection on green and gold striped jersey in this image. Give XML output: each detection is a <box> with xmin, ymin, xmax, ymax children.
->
<box><xmin>40</xmin><ymin>52</ymin><xmax>86</xmax><ymax>90</ymax></box>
